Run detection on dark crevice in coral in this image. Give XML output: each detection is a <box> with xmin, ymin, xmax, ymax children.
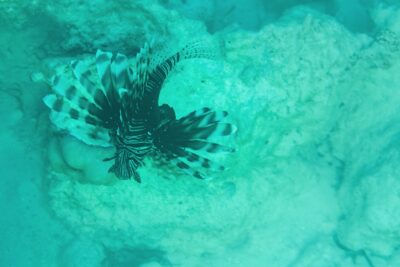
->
<box><xmin>333</xmin><ymin>233</ymin><xmax>376</xmax><ymax>267</ymax></box>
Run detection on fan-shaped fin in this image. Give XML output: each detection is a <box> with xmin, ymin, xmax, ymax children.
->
<box><xmin>177</xmin><ymin>107</ymin><xmax>211</xmax><ymax>124</ymax></box>
<box><xmin>111</xmin><ymin>53</ymin><xmax>129</xmax><ymax>90</ymax></box>
<box><xmin>153</xmin><ymin>107</ymin><xmax>235</xmax><ymax>179</ymax></box>
<box><xmin>167</xmin><ymin>145</ymin><xmax>225</xmax><ymax>171</ymax></box>
<box><xmin>43</xmin><ymin>94</ymin><xmax>107</xmax><ymax>128</ymax></box>
<box><xmin>127</xmin><ymin>43</ymin><xmax>152</xmax><ymax>99</ymax></box>
<box><xmin>95</xmin><ymin>50</ymin><xmax>113</xmax><ymax>93</ymax></box>
<box><xmin>173</xmin><ymin>108</ymin><xmax>236</xmax><ymax>140</ymax></box>
<box><xmin>179</xmin><ymin>110</ymin><xmax>228</xmax><ymax>128</ymax></box>
<box><xmin>47</xmin><ymin>107</ymin><xmax>111</xmax><ymax>147</ymax></box>
<box><xmin>180</xmin><ymin>122</ymin><xmax>237</xmax><ymax>140</ymax></box>
<box><xmin>51</xmin><ymin>62</ymin><xmax>113</xmax><ymax>126</ymax></box>
<box><xmin>71</xmin><ymin>60</ymin><xmax>98</xmax><ymax>96</ymax></box>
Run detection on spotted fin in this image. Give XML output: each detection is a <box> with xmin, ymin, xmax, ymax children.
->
<box><xmin>154</xmin><ymin>107</ymin><xmax>236</xmax><ymax>179</ymax></box>
<box><xmin>111</xmin><ymin>53</ymin><xmax>129</xmax><ymax>89</ymax></box>
<box><xmin>43</xmin><ymin>52</ymin><xmax>130</xmax><ymax>146</ymax></box>
<box><xmin>167</xmin><ymin>145</ymin><xmax>226</xmax><ymax>179</ymax></box>
<box><xmin>127</xmin><ymin>43</ymin><xmax>151</xmax><ymax>100</ymax></box>
<box><xmin>95</xmin><ymin>50</ymin><xmax>113</xmax><ymax>93</ymax></box>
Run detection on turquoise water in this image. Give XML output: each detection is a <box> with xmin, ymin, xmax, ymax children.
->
<box><xmin>1</xmin><ymin>1</ymin><xmax>400</xmax><ymax>266</ymax></box>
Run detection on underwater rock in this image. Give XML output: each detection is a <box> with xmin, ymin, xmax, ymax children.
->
<box><xmin>162</xmin><ymin>0</ymin><xmax>270</xmax><ymax>32</ymax></box>
<box><xmin>371</xmin><ymin>2</ymin><xmax>400</xmax><ymax>33</ymax></box>
<box><xmin>337</xmin><ymin>165</ymin><xmax>400</xmax><ymax>256</ymax></box>
<box><xmin>59</xmin><ymin>136</ymin><xmax>115</xmax><ymax>185</ymax></box>
<box><xmin>163</xmin><ymin>0</ymin><xmax>379</xmax><ymax>33</ymax></box>
<box><xmin>335</xmin><ymin>0</ymin><xmax>374</xmax><ymax>33</ymax></box>
<box><xmin>45</xmin><ymin>7</ymin><xmax>369</xmax><ymax>264</ymax></box>
<box><xmin>43</xmin><ymin>0</ymin><xmax>208</xmax><ymax>53</ymax></box>
<box><xmin>222</xmin><ymin>6</ymin><xmax>368</xmax><ymax>161</ymax></box>
<box><xmin>332</xmin><ymin>30</ymin><xmax>400</xmax><ymax>257</ymax></box>
<box><xmin>285</xmin><ymin>236</ymin><xmax>356</xmax><ymax>267</ymax></box>
<box><xmin>0</xmin><ymin>0</ymin><xmax>35</xmax><ymax>27</ymax></box>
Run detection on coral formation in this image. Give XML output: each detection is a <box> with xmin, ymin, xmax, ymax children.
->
<box><xmin>2</xmin><ymin>0</ymin><xmax>400</xmax><ymax>266</ymax></box>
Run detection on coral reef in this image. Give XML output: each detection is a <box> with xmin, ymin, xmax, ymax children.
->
<box><xmin>2</xmin><ymin>0</ymin><xmax>400</xmax><ymax>266</ymax></box>
<box><xmin>45</xmin><ymin>6</ymin><xmax>400</xmax><ymax>266</ymax></box>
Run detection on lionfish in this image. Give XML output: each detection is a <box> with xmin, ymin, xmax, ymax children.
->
<box><xmin>40</xmin><ymin>40</ymin><xmax>236</xmax><ymax>182</ymax></box>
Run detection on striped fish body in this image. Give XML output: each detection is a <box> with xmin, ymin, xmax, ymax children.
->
<box><xmin>43</xmin><ymin>40</ymin><xmax>236</xmax><ymax>182</ymax></box>
<box><xmin>43</xmin><ymin>50</ymin><xmax>155</xmax><ymax>181</ymax></box>
<box><xmin>107</xmin><ymin>121</ymin><xmax>152</xmax><ymax>182</ymax></box>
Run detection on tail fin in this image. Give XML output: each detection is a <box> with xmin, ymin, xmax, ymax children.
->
<box><xmin>153</xmin><ymin>107</ymin><xmax>236</xmax><ymax>179</ymax></box>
